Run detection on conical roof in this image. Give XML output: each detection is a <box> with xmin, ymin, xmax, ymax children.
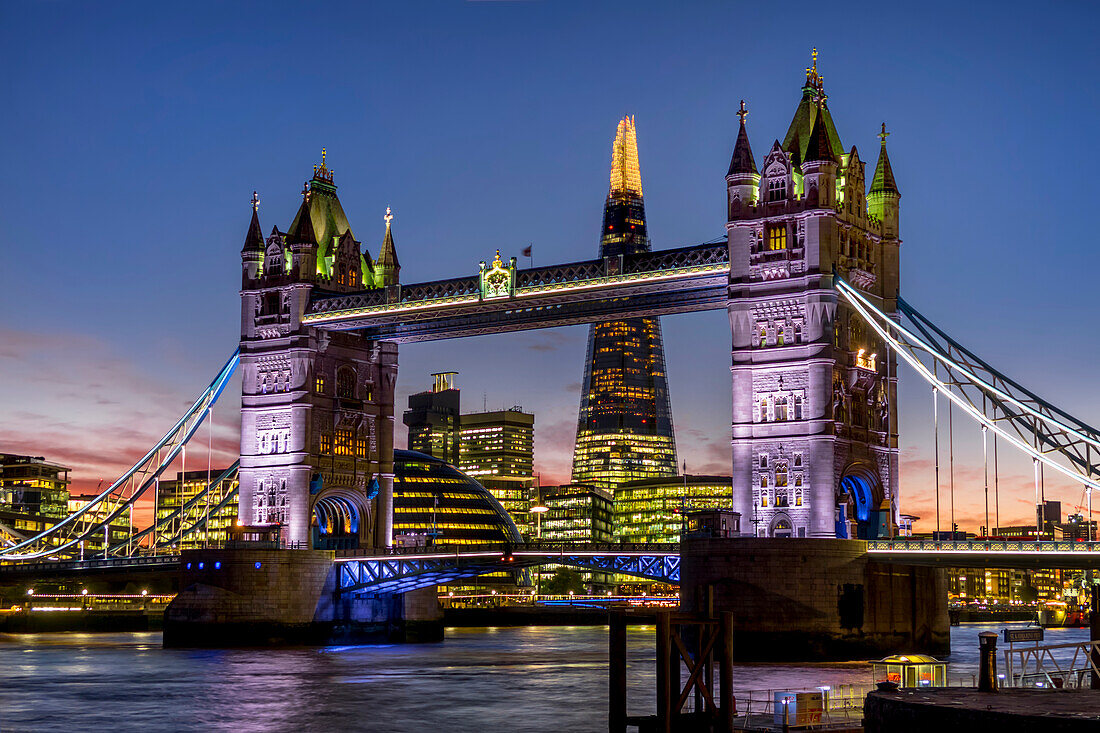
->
<box><xmin>727</xmin><ymin>107</ymin><xmax>757</xmax><ymax>176</ymax></box>
<box><xmin>377</xmin><ymin>213</ymin><xmax>400</xmax><ymax>269</ymax></box>
<box><xmin>286</xmin><ymin>195</ymin><xmax>317</xmax><ymax>246</ymax></box>
<box><xmin>241</xmin><ymin>198</ymin><xmax>264</xmax><ymax>254</ymax></box>
<box><xmin>870</xmin><ymin>125</ymin><xmax>899</xmax><ymax>195</ymax></box>
<box><xmin>804</xmin><ymin>110</ymin><xmax>836</xmax><ymax>164</ymax></box>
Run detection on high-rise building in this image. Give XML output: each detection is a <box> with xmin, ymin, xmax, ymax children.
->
<box><xmin>540</xmin><ymin>484</ymin><xmax>613</xmax><ymax>544</ymax></box>
<box><xmin>403</xmin><ymin>372</ymin><xmax>461</xmax><ymax>465</ymax></box>
<box><xmin>726</xmin><ymin>54</ymin><xmax>901</xmax><ymax>539</ymax></box>
<box><xmin>154</xmin><ymin>469</ymin><xmax>240</xmax><ymax>550</ymax></box>
<box><xmin>571</xmin><ymin>117</ymin><xmax>678</xmax><ymax>492</ymax></box>
<box><xmin>459</xmin><ymin>408</ymin><xmax>534</xmax><ymax>538</ymax></box>
<box><xmin>66</xmin><ymin>494</ymin><xmax>136</xmax><ymax>555</ymax></box>
<box><xmin>0</xmin><ymin>454</ymin><xmax>70</xmax><ymax>519</ymax></box>
<box><xmin>614</xmin><ymin>475</ymin><xmax>734</xmax><ymax>544</ymax></box>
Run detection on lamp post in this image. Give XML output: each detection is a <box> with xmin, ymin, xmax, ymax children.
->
<box><xmin>530</xmin><ymin>505</ymin><xmax>549</xmax><ymax>541</ymax></box>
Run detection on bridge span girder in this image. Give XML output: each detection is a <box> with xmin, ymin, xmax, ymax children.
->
<box><xmin>335</xmin><ymin>547</ymin><xmax>681</xmax><ymax>595</ymax></box>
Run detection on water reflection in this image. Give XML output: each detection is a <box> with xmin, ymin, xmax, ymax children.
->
<box><xmin>0</xmin><ymin>624</ymin><xmax>1089</xmax><ymax>733</ymax></box>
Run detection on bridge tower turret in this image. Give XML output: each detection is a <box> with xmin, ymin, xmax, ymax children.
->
<box><xmin>238</xmin><ymin>153</ymin><xmax>397</xmax><ymax>550</ymax></box>
<box><xmin>726</xmin><ymin>53</ymin><xmax>901</xmax><ymax>540</ymax></box>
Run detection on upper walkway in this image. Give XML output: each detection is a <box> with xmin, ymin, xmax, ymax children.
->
<box><xmin>866</xmin><ymin>538</ymin><xmax>1100</xmax><ymax>569</ymax></box>
<box><xmin>303</xmin><ymin>242</ymin><xmax>729</xmax><ymax>341</ymax></box>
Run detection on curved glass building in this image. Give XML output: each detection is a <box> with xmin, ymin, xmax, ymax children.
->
<box><xmin>392</xmin><ymin>449</ymin><xmax>522</xmax><ymax>546</ymax></box>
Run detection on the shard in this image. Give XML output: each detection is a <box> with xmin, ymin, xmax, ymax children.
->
<box><xmin>571</xmin><ymin>117</ymin><xmax>678</xmax><ymax>492</ymax></box>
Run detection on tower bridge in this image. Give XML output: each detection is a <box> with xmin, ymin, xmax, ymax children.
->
<box><xmin>2</xmin><ymin>55</ymin><xmax>1099</xmax><ymax>654</ymax></box>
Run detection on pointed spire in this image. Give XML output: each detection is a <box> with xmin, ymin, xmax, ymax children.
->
<box><xmin>377</xmin><ymin>206</ymin><xmax>400</xmax><ymax>282</ymax></box>
<box><xmin>805</xmin><ymin>47</ymin><xmax>823</xmax><ymax>91</ymax></box>
<box><xmin>870</xmin><ymin>122</ymin><xmax>899</xmax><ymax>194</ymax></box>
<box><xmin>803</xmin><ymin>98</ymin><xmax>836</xmax><ymax>164</ymax></box>
<box><xmin>609</xmin><ymin>115</ymin><xmax>643</xmax><ymax>198</ymax></box>
<box><xmin>241</xmin><ymin>191</ymin><xmax>264</xmax><ymax>254</ymax></box>
<box><xmin>286</xmin><ymin>185</ymin><xmax>318</xmax><ymax>246</ymax></box>
<box><xmin>727</xmin><ymin>100</ymin><xmax>758</xmax><ymax>176</ymax></box>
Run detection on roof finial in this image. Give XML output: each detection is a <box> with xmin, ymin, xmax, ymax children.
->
<box><xmin>321</xmin><ymin>147</ymin><xmax>326</xmax><ymax>167</ymax></box>
<box><xmin>736</xmin><ymin>99</ymin><xmax>748</xmax><ymax>124</ymax></box>
<box><xmin>301</xmin><ymin>182</ymin><xmax>310</xmax><ymax>202</ymax></box>
<box><xmin>384</xmin><ymin>206</ymin><xmax>393</xmax><ymax>228</ymax></box>
<box><xmin>878</xmin><ymin>122</ymin><xmax>890</xmax><ymax>144</ymax></box>
<box><xmin>251</xmin><ymin>191</ymin><xmax>259</xmax><ymax>213</ymax></box>
<box><xmin>806</xmin><ymin>47</ymin><xmax>823</xmax><ymax>90</ymax></box>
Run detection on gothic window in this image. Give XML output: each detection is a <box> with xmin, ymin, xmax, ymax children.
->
<box><xmin>794</xmin><ymin>395</ymin><xmax>804</xmax><ymax>420</ymax></box>
<box><xmin>760</xmin><ymin>475</ymin><xmax>768</xmax><ymax>489</ymax></box>
<box><xmin>761</xmin><ymin>488</ymin><xmax>768</xmax><ymax>507</ymax></box>
<box><xmin>315</xmin><ymin>375</ymin><xmax>325</xmax><ymax>394</ymax></box>
<box><xmin>767</xmin><ymin>223</ymin><xmax>787</xmax><ymax>250</ymax></box>
<box><xmin>320</xmin><ymin>433</ymin><xmax>332</xmax><ymax>455</ymax></box>
<box><xmin>336</xmin><ymin>367</ymin><xmax>356</xmax><ymax>399</ymax></box>
<box><xmin>796</xmin><ymin>488</ymin><xmax>803</xmax><ymax>506</ymax></box>
<box><xmin>776</xmin><ymin>462</ymin><xmax>788</xmax><ymax>487</ymax></box>
<box><xmin>356</xmin><ymin>436</ymin><xmax>368</xmax><ymax>457</ymax></box>
<box><xmin>335</xmin><ymin>428</ymin><xmax>354</xmax><ymax>456</ymax></box>
<box><xmin>759</xmin><ymin>454</ymin><xmax>768</xmax><ymax>469</ymax></box>
<box><xmin>758</xmin><ymin>325</ymin><xmax>767</xmax><ymax>347</ymax></box>
<box><xmin>767</xmin><ymin>177</ymin><xmax>786</xmax><ymax>202</ymax></box>
<box><xmin>793</xmin><ymin>453</ymin><xmax>802</xmax><ymax>468</ymax></box>
<box><xmin>775</xmin><ymin>488</ymin><xmax>789</xmax><ymax>507</ymax></box>
<box><xmin>795</xmin><ymin>474</ymin><xmax>803</xmax><ymax>487</ymax></box>
<box><xmin>775</xmin><ymin>396</ymin><xmax>788</xmax><ymax>421</ymax></box>
<box><xmin>794</xmin><ymin>323</ymin><xmax>802</xmax><ymax>343</ymax></box>
<box><xmin>776</xmin><ymin>326</ymin><xmax>785</xmax><ymax>346</ymax></box>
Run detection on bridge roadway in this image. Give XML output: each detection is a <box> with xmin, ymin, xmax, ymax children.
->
<box><xmin>302</xmin><ymin>242</ymin><xmax>730</xmax><ymax>342</ymax></box>
<box><xmin>6</xmin><ymin>540</ymin><xmax>1100</xmax><ymax>585</ymax></box>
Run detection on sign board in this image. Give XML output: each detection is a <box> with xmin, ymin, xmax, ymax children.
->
<box><xmin>1003</xmin><ymin>628</ymin><xmax>1044</xmax><ymax>644</ymax></box>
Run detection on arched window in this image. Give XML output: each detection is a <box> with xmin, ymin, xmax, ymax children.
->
<box><xmin>794</xmin><ymin>323</ymin><xmax>802</xmax><ymax>343</ymax></box>
<box><xmin>775</xmin><ymin>396</ymin><xmax>788</xmax><ymax>421</ymax></box>
<box><xmin>336</xmin><ymin>367</ymin><xmax>356</xmax><ymax>399</ymax></box>
<box><xmin>795</xmin><ymin>488</ymin><xmax>803</xmax><ymax>506</ymax></box>
<box><xmin>794</xmin><ymin>395</ymin><xmax>804</xmax><ymax>420</ymax></box>
<box><xmin>777</xmin><ymin>327</ymin><xmax>785</xmax><ymax>346</ymax></box>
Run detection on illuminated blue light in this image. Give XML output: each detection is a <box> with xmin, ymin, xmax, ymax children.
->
<box><xmin>198</xmin><ymin>562</ymin><xmax>204</xmax><ymax>570</ymax></box>
<box><xmin>255</xmin><ymin>562</ymin><xmax>262</xmax><ymax>569</ymax></box>
<box><xmin>186</xmin><ymin>562</ymin><xmax>192</xmax><ymax>570</ymax></box>
<box><xmin>214</xmin><ymin>561</ymin><xmax>221</xmax><ymax>570</ymax></box>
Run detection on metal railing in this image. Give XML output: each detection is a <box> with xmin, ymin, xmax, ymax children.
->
<box><xmin>868</xmin><ymin>538</ymin><xmax>1100</xmax><ymax>553</ymax></box>
<box><xmin>1003</xmin><ymin>639</ymin><xmax>1100</xmax><ymax>689</ymax></box>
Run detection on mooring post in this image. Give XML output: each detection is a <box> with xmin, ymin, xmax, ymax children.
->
<box><xmin>656</xmin><ymin>611</ymin><xmax>672</xmax><ymax>733</ymax></box>
<box><xmin>978</xmin><ymin>631</ymin><xmax>998</xmax><ymax>692</ymax></box>
<box><xmin>609</xmin><ymin>611</ymin><xmax>627</xmax><ymax>733</ymax></box>
<box><xmin>1091</xmin><ymin>584</ymin><xmax>1100</xmax><ymax>690</ymax></box>
<box><xmin>720</xmin><ymin>611</ymin><xmax>734</xmax><ymax>731</ymax></box>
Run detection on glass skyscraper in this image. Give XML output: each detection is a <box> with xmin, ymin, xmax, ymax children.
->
<box><xmin>571</xmin><ymin>116</ymin><xmax>678</xmax><ymax>492</ymax></box>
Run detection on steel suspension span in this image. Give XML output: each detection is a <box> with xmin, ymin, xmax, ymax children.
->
<box><xmin>835</xmin><ymin>276</ymin><xmax>1100</xmax><ymax>501</ymax></box>
<box><xmin>0</xmin><ymin>351</ymin><xmax>241</xmax><ymax>561</ymax></box>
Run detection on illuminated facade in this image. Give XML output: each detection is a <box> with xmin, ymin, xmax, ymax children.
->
<box><xmin>392</xmin><ymin>449</ymin><xmax>521</xmax><ymax>546</ymax></box>
<box><xmin>66</xmin><ymin>494</ymin><xmax>135</xmax><ymax>554</ymax></box>
<box><xmin>154</xmin><ymin>469</ymin><xmax>239</xmax><ymax>550</ymax></box>
<box><xmin>727</xmin><ymin>54</ymin><xmax>901</xmax><ymax>539</ymax></box>
<box><xmin>459</xmin><ymin>408</ymin><xmax>534</xmax><ymax>538</ymax></box>
<box><xmin>571</xmin><ymin>117</ymin><xmax>678</xmax><ymax>492</ymax></box>
<box><xmin>614</xmin><ymin>475</ymin><xmax>734</xmax><ymax>544</ymax></box>
<box><xmin>239</xmin><ymin>154</ymin><xmax>399</xmax><ymax>550</ymax></box>
<box><xmin>0</xmin><ymin>454</ymin><xmax>70</xmax><ymax>519</ymax></box>
<box><xmin>540</xmin><ymin>484</ymin><xmax>613</xmax><ymax>544</ymax></box>
<box><xmin>403</xmin><ymin>372</ymin><xmax>461</xmax><ymax>465</ymax></box>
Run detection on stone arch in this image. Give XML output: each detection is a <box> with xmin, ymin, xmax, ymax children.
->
<box><xmin>837</xmin><ymin>461</ymin><xmax>885</xmax><ymax>539</ymax></box>
<box><xmin>311</xmin><ymin>488</ymin><xmax>371</xmax><ymax>550</ymax></box>
<box><xmin>769</xmin><ymin>512</ymin><xmax>794</xmax><ymax>538</ymax></box>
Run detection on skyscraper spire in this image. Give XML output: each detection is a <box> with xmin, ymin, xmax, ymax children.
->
<box><xmin>609</xmin><ymin>115</ymin><xmax>643</xmax><ymax>198</ymax></box>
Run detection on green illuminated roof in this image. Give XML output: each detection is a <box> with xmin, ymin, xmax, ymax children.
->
<box><xmin>782</xmin><ymin>87</ymin><xmax>844</xmax><ymax>165</ymax></box>
<box><xmin>870</xmin><ymin>140</ymin><xmax>899</xmax><ymax>195</ymax></box>
<box><xmin>241</xmin><ymin>207</ymin><xmax>264</xmax><ymax>254</ymax></box>
<box><xmin>803</xmin><ymin>109</ymin><xmax>836</xmax><ymax>164</ymax></box>
<box><xmin>727</xmin><ymin>117</ymin><xmax>757</xmax><ymax>176</ymax></box>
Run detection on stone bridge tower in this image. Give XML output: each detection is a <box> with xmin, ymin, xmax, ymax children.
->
<box><xmin>726</xmin><ymin>54</ymin><xmax>901</xmax><ymax>539</ymax></box>
<box><xmin>238</xmin><ymin>155</ymin><xmax>400</xmax><ymax>549</ymax></box>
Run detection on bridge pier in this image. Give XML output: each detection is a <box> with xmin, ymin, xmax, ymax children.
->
<box><xmin>680</xmin><ymin>536</ymin><xmax>948</xmax><ymax>661</ymax></box>
<box><xmin>163</xmin><ymin>549</ymin><xmax>441</xmax><ymax>647</ymax></box>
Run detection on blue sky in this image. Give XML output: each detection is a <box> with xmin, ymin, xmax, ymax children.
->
<box><xmin>3</xmin><ymin>1</ymin><xmax>1098</xmax><ymax>530</ymax></box>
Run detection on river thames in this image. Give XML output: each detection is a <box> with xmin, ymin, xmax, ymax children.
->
<box><xmin>0</xmin><ymin>623</ymin><xmax>1088</xmax><ymax>732</ymax></box>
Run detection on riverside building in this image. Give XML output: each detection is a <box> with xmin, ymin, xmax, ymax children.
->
<box><xmin>154</xmin><ymin>469</ymin><xmax>240</xmax><ymax>550</ymax></box>
<box><xmin>614</xmin><ymin>474</ymin><xmax>734</xmax><ymax>544</ymax></box>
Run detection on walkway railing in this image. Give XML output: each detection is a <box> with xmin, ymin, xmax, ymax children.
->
<box><xmin>1003</xmin><ymin>639</ymin><xmax>1100</xmax><ymax>689</ymax></box>
<box><xmin>868</xmin><ymin>538</ymin><xmax>1100</xmax><ymax>553</ymax></box>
